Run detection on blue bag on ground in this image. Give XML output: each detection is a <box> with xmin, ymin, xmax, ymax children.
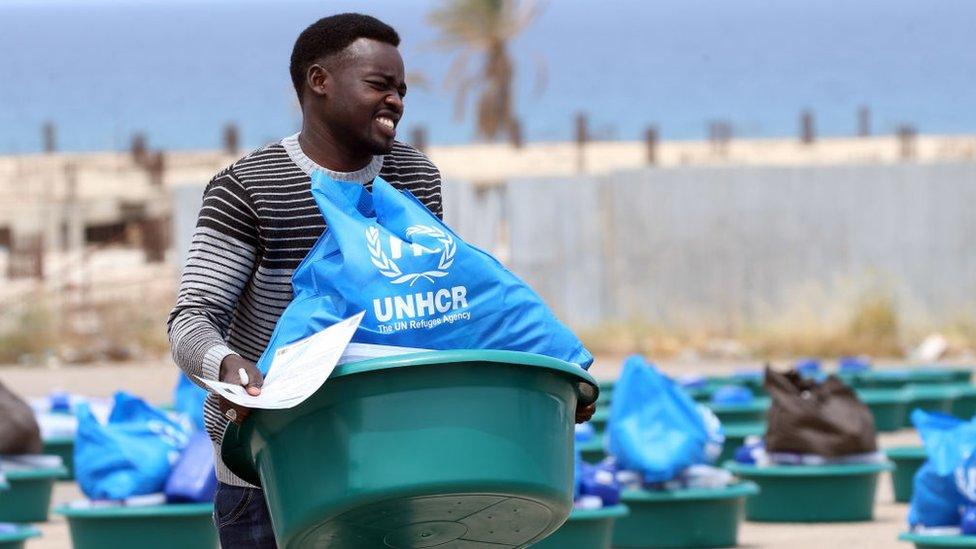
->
<box><xmin>74</xmin><ymin>392</ymin><xmax>190</xmax><ymax>500</ymax></box>
<box><xmin>908</xmin><ymin>410</ymin><xmax>976</xmax><ymax>527</ymax></box>
<box><xmin>607</xmin><ymin>356</ymin><xmax>709</xmax><ymax>482</ymax></box>
<box><xmin>173</xmin><ymin>374</ymin><xmax>207</xmax><ymax>431</ymax></box>
<box><xmin>164</xmin><ymin>431</ymin><xmax>216</xmax><ymax>503</ymax></box>
<box><xmin>255</xmin><ymin>172</ymin><xmax>591</xmax><ymax>372</ymax></box>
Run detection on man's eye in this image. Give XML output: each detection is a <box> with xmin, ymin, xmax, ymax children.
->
<box><xmin>367</xmin><ymin>81</ymin><xmax>386</xmax><ymax>90</ymax></box>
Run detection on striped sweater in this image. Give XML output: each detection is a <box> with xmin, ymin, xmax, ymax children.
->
<box><xmin>167</xmin><ymin>133</ymin><xmax>442</xmax><ymax>487</ymax></box>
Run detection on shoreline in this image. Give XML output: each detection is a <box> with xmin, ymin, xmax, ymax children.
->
<box><xmin>0</xmin><ymin>134</ymin><xmax>972</xmax><ymax>197</ymax></box>
<box><xmin>3</xmin><ymin>131</ymin><xmax>976</xmax><ymax>158</ymax></box>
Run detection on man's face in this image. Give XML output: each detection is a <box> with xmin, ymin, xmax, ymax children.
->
<box><xmin>321</xmin><ymin>38</ymin><xmax>406</xmax><ymax>156</ymax></box>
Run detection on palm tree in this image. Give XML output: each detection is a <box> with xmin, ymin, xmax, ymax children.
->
<box><xmin>429</xmin><ymin>0</ymin><xmax>543</xmax><ymax>142</ymax></box>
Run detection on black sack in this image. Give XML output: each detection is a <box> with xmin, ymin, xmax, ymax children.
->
<box><xmin>0</xmin><ymin>380</ymin><xmax>42</xmax><ymax>455</ymax></box>
<box><xmin>763</xmin><ymin>366</ymin><xmax>877</xmax><ymax>457</ymax></box>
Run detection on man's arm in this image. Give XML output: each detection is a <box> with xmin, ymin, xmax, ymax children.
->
<box><xmin>167</xmin><ymin>170</ymin><xmax>260</xmax><ymax>389</ymax></box>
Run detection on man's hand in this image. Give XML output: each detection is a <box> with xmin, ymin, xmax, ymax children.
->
<box><xmin>575</xmin><ymin>401</ymin><xmax>597</xmax><ymax>424</ymax></box>
<box><xmin>218</xmin><ymin>354</ymin><xmax>263</xmax><ymax>425</ymax></box>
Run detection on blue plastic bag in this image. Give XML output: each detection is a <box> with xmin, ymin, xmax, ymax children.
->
<box><xmin>578</xmin><ymin>461</ymin><xmax>621</xmax><ymax>506</ymax></box>
<box><xmin>700</xmin><ymin>404</ymin><xmax>725</xmax><ymax>464</ymax></box>
<box><xmin>254</xmin><ymin>173</ymin><xmax>592</xmax><ymax>373</ymax></box>
<box><xmin>74</xmin><ymin>392</ymin><xmax>190</xmax><ymax>500</ymax></box>
<box><xmin>794</xmin><ymin>358</ymin><xmax>822</xmax><ymax>378</ymax></box>
<box><xmin>607</xmin><ymin>356</ymin><xmax>709</xmax><ymax>482</ymax></box>
<box><xmin>710</xmin><ymin>385</ymin><xmax>753</xmax><ymax>405</ymax></box>
<box><xmin>164</xmin><ymin>431</ymin><xmax>216</xmax><ymax>503</ymax></box>
<box><xmin>575</xmin><ymin>422</ymin><xmax>596</xmax><ymax>443</ymax></box>
<box><xmin>908</xmin><ymin>410</ymin><xmax>976</xmax><ymax>527</ymax></box>
<box><xmin>173</xmin><ymin>374</ymin><xmax>207</xmax><ymax>431</ymax></box>
<box><xmin>963</xmin><ymin>505</ymin><xmax>976</xmax><ymax>535</ymax></box>
<box><xmin>910</xmin><ymin>461</ymin><xmax>968</xmax><ymax>527</ymax></box>
<box><xmin>838</xmin><ymin>356</ymin><xmax>871</xmax><ymax>373</ymax></box>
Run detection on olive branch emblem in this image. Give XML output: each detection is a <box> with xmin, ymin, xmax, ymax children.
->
<box><xmin>366</xmin><ymin>225</ymin><xmax>456</xmax><ymax>285</ymax></box>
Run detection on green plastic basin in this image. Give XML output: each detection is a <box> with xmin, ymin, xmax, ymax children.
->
<box><xmin>0</xmin><ymin>525</ymin><xmax>40</xmax><ymax>549</ymax></box>
<box><xmin>948</xmin><ymin>367</ymin><xmax>974</xmax><ymax>383</ymax></box>
<box><xmin>0</xmin><ymin>464</ymin><xmax>67</xmax><ymax>523</ymax></box>
<box><xmin>529</xmin><ymin>504</ymin><xmax>628</xmax><ymax>548</ymax></box>
<box><xmin>612</xmin><ymin>482</ymin><xmax>758</xmax><ymax>548</ymax></box>
<box><xmin>590</xmin><ymin>407</ymin><xmax>610</xmax><ymax>433</ymax></box>
<box><xmin>899</xmin><ymin>532</ymin><xmax>976</xmax><ymax>548</ymax></box>
<box><xmin>724</xmin><ymin>461</ymin><xmax>891</xmax><ymax>522</ymax></box>
<box><xmin>222</xmin><ymin>350</ymin><xmax>597</xmax><ymax>549</ymax></box>
<box><xmin>717</xmin><ymin>423</ymin><xmax>766</xmax><ymax>464</ymax></box>
<box><xmin>860</xmin><ymin>369</ymin><xmax>959</xmax><ymax>390</ymax></box>
<box><xmin>886</xmin><ymin>446</ymin><xmax>926</xmax><ymax>503</ymax></box>
<box><xmin>578</xmin><ymin>436</ymin><xmax>607</xmax><ymax>464</ymax></box>
<box><xmin>858</xmin><ymin>389</ymin><xmax>910</xmax><ymax>432</ymax></box>
<box><xmin>41</xmin><ymin>436</ymin><xmax>75</xmax><ymax>479</ymax></box>
<box><xmin>905</xmin><ymin>385</ymin><xmax>956</xmax><ymax>426</ymax></box>
<box><xmin>857</xmin><ymin>371</ymin><xmax>912</xmax><ymax>390</ymax></box>
<box><xmin>735</xmin><ymin>376</ymin><xmax>767</xmax><ymax>397</ymax></box>
<box><xmin>706</xmin><ymin>398</ymin><xmax>770</xmax><ymax>426</ymax></box>
<box><xmin>833</xmin><ymin>371</ymin><xmax>861</xmax><ymax>387</ymax></box>
<box><xmin>949</xmin><ymin>384</ymin><xmax>976</xmax><ymax>420</ymax></box>
<box><xmin>56</xmin><ymin>503</ymin><xmax>216</xmax><ymax>549</ymax></box>
<box><xmin>702</xmin><ymin>376</ymin><xmax>765</xmax><ymax>398</ymax></box>
<box><xmin>683</xmin><ymin>386</ymin><xmax>715</xmax><ymax>403</ymax></box>
<box><xmin>598</xmin><ymin>380</ymin><xmax>615</xmax><ymax>405</ymax></box>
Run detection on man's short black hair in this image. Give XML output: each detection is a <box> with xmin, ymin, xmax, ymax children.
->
<box><xmin>290</xmin><ymin>13</ymin><xmax>401</xmax><ymax>103</ymax></box>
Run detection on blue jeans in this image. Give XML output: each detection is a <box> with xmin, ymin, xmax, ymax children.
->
<box><xmin>214</xmin><ymin>483</ymin><xmax>277</xmax><ymax>548</ymax></box>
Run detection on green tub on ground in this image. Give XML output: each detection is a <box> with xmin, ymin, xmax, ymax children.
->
<box><xmin>859</xmin><ymin>368</ymin><xmax>959</xmax><ymax>390</ymax></box>
<box><xmin>717</xmin><ymin>423</ymin><xmax>766</xmax><ymax>464</ymax></box>
<box><xmin>41</xmin><ymin>436</ymin><xmax>75</xmax><ymax>479</ymax></box>
<box><xmin>578</xmin><ymin>436</ymin><xmax>607</xmax><ymax>464</ymax></box>
<box><xmin>949</xmin><ymin>384</ymin><xmax>976</xmax><ymax>420</ymax></box>
<box><xmin>57</xmin><ymin>503</ymin><xmax>216</xmax><ymax>549</ymax></box>
<box><xmin>0</xmin><ymin>524</ymin><xmax>40</xmax><ymax>549</ymax></box>
<box><xmin>724</xmin><ymin>461</ymin><xmax>892</xmax><ymax>522</ymax></box>
<box><xmin>597</xmin><ymin>380</ymin><xmax>615</xmax><ymax>405</ymax></box>
<box><xmin>590</xmin><ymin>407</ymin><xmax>610</xmax><ymax>433</ymax></box>
<box><xmin>222</xmin><ymin>350</ymin><xmax>597</xmax><ymax>549</ymax></box>
<box><xmin>858</xmin><ymin>389</ymin><xmax>910</xmax><ymax>432</ymax></box>
<box><xmin>706</xmin><ymin>398</ymin><xmax>770</xmax><ymax>427</ymax></box>
<box><xmin>684</xmin><ymin>385</ymin><xmax>715</xmax><ymax>403</ymax></box>
<box><xmin>733</xmin><ymin>376</ymin><xmax>767</xmax><ymax>397</ymax></box>
<box><xmin>833</xmin><ymin>371</ymin><xmax>862</xmax><ymax>388</ymax></box>
<box><xmin>611</xmin><ymin>482</ymin><xmax>758</xmax><ymax>548</ymax></box>
<box><xmin>947</xmin><ymin>367</ymin><xmax>974</xmax><ymax>383</ymax></box>
<box><xmin>703</xmin><ymin>374</ymin><xmax>766</xmax><ymax>397</ymax></box>
<box><xmin>899</xmin><ymin>532</ymin><xmax>976</xmax><ymax>548</ymax></box>
<box><xmin>905</xmin><ymin>385</ymin><xmax>957</xmax><ymax>427</ymax></box>
<box><xmin>886</xmin><ymin>446</ymin><xmax>926</xmax><ymax>504</ymax></box>
<box><xmin>529</xmin><ymin>504</ymin><xmax>628</xmax><ymax>549</ymax></box>
<box><xmin>0</xmin><ymin>463</ymin><xmax>68</xmax><ymax>523</ymax></box>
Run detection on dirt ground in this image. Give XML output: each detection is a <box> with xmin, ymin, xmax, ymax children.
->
<box><xmin>1</xmin><ymin>356</ymin><xmax>923</xmax><ymax>548</ymax></box>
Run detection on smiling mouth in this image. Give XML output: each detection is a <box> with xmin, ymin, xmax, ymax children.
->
<box><xmin>376</xmin><ymin>116</ymin><xmax>396</xmax><ymax>133</ymax></box>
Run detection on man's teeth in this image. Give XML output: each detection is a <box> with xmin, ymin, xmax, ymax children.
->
<box><xmin>377</xmin><ymin>118</ymin><xmax>395</xmax><ymax>130</ymax></box>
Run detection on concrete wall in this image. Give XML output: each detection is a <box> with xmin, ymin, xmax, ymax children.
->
<box><xmin>444</xmin><ymin>162</ymin><xmax>976</xmax><ymax>331</ymax></box>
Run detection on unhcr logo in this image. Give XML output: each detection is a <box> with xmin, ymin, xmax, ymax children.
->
<box><xmin>366</xmin><ymin>225</ymin><xmax>456</xmax><ymax>285</ymax></box>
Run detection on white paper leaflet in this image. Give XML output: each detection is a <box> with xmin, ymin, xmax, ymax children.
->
<box><xmin>198</xmin><ymin>312</ymin><xmax>364</xmax><ymax>410</ymax></box>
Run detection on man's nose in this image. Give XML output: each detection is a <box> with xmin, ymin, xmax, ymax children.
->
<box><xmin>385</xmin><ymin>92</ymin><xmax>403</xmax><ymax>113</ymax></box>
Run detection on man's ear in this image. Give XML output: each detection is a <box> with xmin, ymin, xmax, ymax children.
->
<box><xmin>306</xmin><ymin>64</ymin><xmax>330</xmax><ymax>99</ymax></box>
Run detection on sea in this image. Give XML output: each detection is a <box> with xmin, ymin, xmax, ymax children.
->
<box><xmin>1</xmin><ymin>0</ymin><xmax>974</xmax><ymax>153</ymax></box>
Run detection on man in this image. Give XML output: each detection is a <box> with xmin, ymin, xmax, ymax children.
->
<box><xmin>169</xmin><ymin>13</ymin><xmax>594</xmax><ymax>547</ymax></box>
